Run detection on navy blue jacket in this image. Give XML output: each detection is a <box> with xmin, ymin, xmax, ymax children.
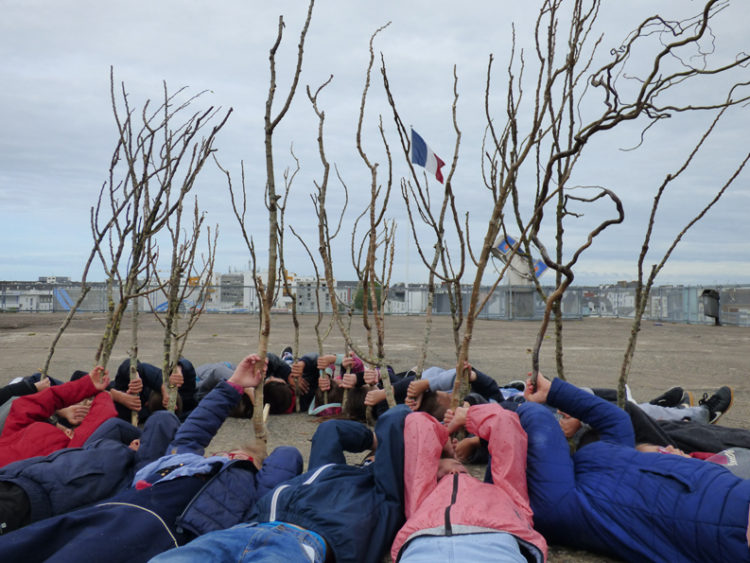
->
<box><xmin>250</xmin><ymin>404</ymin><xmax>410</xmax><ymax>563</ymax></box>
<box><xmin>0</xmin><ymin>381</ymin><xmax>303</xmax><ymax>563</ymax></box>
<box><xmin>519</xmin><ymin>379</ymin><xmax>750</xmax><ymax>562</ymax></box>
<box><xmin>114</xmin><ymin>358</ymin><xmax>197</xmax><ymax>421</ymax></box>
<box><xmin>0</xmin><ymin>438</ymin><xmax>135</xmax><ymax>522</ymax></box>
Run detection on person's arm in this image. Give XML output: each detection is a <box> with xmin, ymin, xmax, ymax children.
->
<box><xmin>254</xmin><ymin>446</ymin><xmax>304</xmax><ymax>497</ymax></box>
<box><xmin>465</xmin><ymin>404</ymin><xmax>534</xmax><ymax>520</ymax></box>
<box><xmin>139</xmin><ymin>362</ymin><xmax>166</xmax><ymax>390</ymax></box>
<box><xmin>166</xmin><ymin>354</ymin><xmax>263</xmax><ymax>455</ymax></box>
<box><xmin>2</xmin><ymin>373</ymin><xmax>103</xmax><ymax>437</ymax></box>
<box><xmin>68</xmin><ymin>390</ymin><xmax>117</xmax><ymax>447</ymax></box>
<box><xmin>469</xmin><ymin>368</ymin><xmax>503</xmax><ymax>403</ymax></box>
<box><xmin>309</xmin><ymin>419</ymin><xmax>375</xmax><ymax>469</ymax></box>
<box><xmin>109</xmin><ymin>376</ymin><xmax>143</xmax><ymax>412</ymax></box>
<box><xmin>400</xmin><ymin>410</ymin><xmax>445</xmax><ymax>518</ymax></box>
<box><xmin>546</xmin><ymin>378</ymin><xmax>635</xmax><ymax>446</ymax></box>
<box><xmin>372</xmin><ymin>404</ymin><xmax>410</xmax><ymax>507</ymax></box>
<box><xmin>176</xmin><ymin>359</ymin><xmax>197</xmax><ymax>412</ymax></box>
<box><xmin>113</xmin><ymin>359</ymin><xmax>133</xmax><ymax>392</ymax></box>
<box><xmin>392</xmin><ymin>374</ymin><xmax>416</xmax><ymax>403</ymax></box>
<box><xmin>0</xmin><ymin>378</ymin><xmax>39</xmax><ymax>407</ymax></box>
<box><xmin>341</xmin><ymin>353</ymin><xmax>365</xmax><ymax>377</ymax></box>
<box><xmin>516</xmin><ymin>400</ymin><xmax>578</xmax><ymax>515</ymax></box>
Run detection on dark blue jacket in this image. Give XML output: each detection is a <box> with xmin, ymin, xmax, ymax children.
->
<box><xmin>131</xmin><ymin>380</ymin><xmax>304</xmax><ymax>536</ymax></box>
<box><xmin>0</xmin><ymin>438</ymin><xmax>135</xmax><ymax>522</ymax></box>
<box><xmin>114</xmin><ymin>358</ymin><xmax>198</xmax><ymax>421</ymax></box>
<box><xmin>518</xmin><ymin>379</ymin><xmax>750</xmax><ymax>562</ymax></box>
<box><xmin>0</xmin><ymin>381</ymin><xmax>303</xmax><ymax>563</ymax></box>
<box><xmin>249</xmin><ymin>404</ymin><xmax>410</xmax><ymax>563</ymax></box>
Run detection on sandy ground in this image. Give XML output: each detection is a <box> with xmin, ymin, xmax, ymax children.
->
<box><xmin>1</xmin><ymin>312</ymin><xmax>749</xmax><ymax>562</ymax></box>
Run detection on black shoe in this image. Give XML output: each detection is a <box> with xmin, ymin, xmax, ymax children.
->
<box><xmin>504</xmin><ymin>380</ymin><xmax>526</xmax><ymax>392</ymax></box>
<box><xmin>680</xmin><ymin>390</ymin><xmax>694</xmax><ymax>408</ymax></box>
<box><xmin>699</xmin><ymin>386</ymin><xmax>734</xmax><ymax>424</ymax></box>
<box><xmin>649</xmin><ymin>386</ymin><xmax>684</xmax><ymax>408</ymax></box>
<box><xmin>281</xmin><ymin>346</ymin><xmax>293</xmax><ymax>357</ymax></box>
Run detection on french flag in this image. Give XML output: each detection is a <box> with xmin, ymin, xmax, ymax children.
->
<box><xmin>411</xmin><ymin>129</ymin><xmax>445</xmax><ymax>184</ymax></box>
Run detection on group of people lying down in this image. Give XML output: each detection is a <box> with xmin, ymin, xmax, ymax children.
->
<box><xmin>0</xmin><ymin>351</ymin><xmax>745</xmax><ymax>562</ymax></box>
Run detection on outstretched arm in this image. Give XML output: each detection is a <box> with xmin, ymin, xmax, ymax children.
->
<box><xmin>2</xmin><ymin>374</ymin><xmax>101</xmax><ymax>436</ymax></box>
<box><xmin>516</xmin><ymin>401</ymin><xmax>577</xmax><ymax>516</ymax></box>
<box><xmin>166</xmin><ymin>354</ymin><xmax>264</xmax><ymax>455</ymax></box>
<box><xmin>401</xmin><ymin>411</ymin><xmax>445</xmax><ymax>518</ymax></box>
<box><xmin>534</xmin><ymin>375</ymin><xmax>635</xmax><ymax>447</ymax></box>
<box><xmin>466</xmin><ymin>404</ymin><xmax>533</xmax><ymax>520</ymax></box>
<box><xmin>309</xmin><ymin>419</ymin><xmax>375</xmax><ymax>469</ymax></box>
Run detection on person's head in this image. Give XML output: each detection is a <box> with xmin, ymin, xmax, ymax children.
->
<box><xmin>229</xmin><ymin>393</ymin><xmax>254</xmax><ymax>419</ymax></box>
<box><xmin>313</xmin><ymin>378</ymin><xmax>344</xmax><ymax>407</ymax></box>
<box><xmin>437</xmin><ymin>457</ymin><xmax>469</xmax><ymax>480</ymax></box>
<box><xmin>417</xmin><ymin>390</ymin><xmax>451</xmax><ymax>421</ymax></box>
<box><xmin>341</xmin><ymin>386</ymin><xmax>369</xmax><ymax>421</ymax></box>
<box><xmin>264</xmin><ymin>378</ymin><xmax>293</xmax><ymax>414</ymax></box>
<box><xmin>557</xmin><ymin>411</ymin><xmax>582</xmax><ymax>438</ymax></box>
<box><xmin>636</xmin><ymin>443</ymin><xmax>691</xmax><ymax>458</ymax></box>
<box><xmin>177</xmin><ymin>358</ymin><xmax>196</xmax><ymax>383</ymax></box>
<box><xmin>146</xmin><ymin>390</ymin><xmax>183</xmax><ymax>414</ymax></box>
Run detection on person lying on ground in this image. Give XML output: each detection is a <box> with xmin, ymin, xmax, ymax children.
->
<box><xmin>0</xmin><ymin>371</ymin><xmax>103</xmax><ymax>433</ymax></box>
<box><xmin>390</xmin><ymin>404</ymin><xmax>546</xmax><ymax>562</ymax></box>
<box><xmin>590</xmin><ymin>384</ymin><xmax>733</xmax><ymax>424</ymax></box>
<box><xmin>287</xmin><ymin>351</ymin><xmax>364</xmax><ymax>413</ymax></box>
<box><xmin>112</xmin><ymin>358</ymin><xmax>198</xmax><ymax>423</ymax></box>
<box><xmin>195</xmin><ymin>352</ymin><xmax>339</xmax><ymax>417</ymax></box>
<box><xmin>363</xmin><ymin>361</ymin><xmax>520</xmax><ymax>422</ymax></box>
<box><xmin>0</xmin><ymin>376</ymin><xmax>53</xmax><ymax>434</ymax></box>
<box><xmin>636</xmin><ymin>442</ymin><xmax>750</xmax><ymax>479</ymax></box>
<box><xmin>0</xmin><ymin>407</ymin><xmax>177</xmax><ymax>534</ymax></box>
<box><xmin>561</xmin><ymin>385</ymin><xmax>737</xmax><ymax>454</ymax></box>
<box><xmin>152</xmin><ymin>404</ymin><xmax>411</xmax><ymax>563</ymax></box>
<box><xmin>193</xmin><ymin>357</ymin><xmax>275</xmax><ymax>419</ymax></box>
<box><xmin>0</xmin><ymin>353</ymin><xmax>303</xmax><ymax>563</ymax></box>
<box><xmin>0</xmin><ymin>367</ymin><xmax>114</xmax><ymax>468</ymax></box>
<box><xmin>0</xmin><ymin>375</ymin><xmax>50</xmax><ymax>407</ymax></box>
<box><xmin>517</xmin><ymin>372</ymin><xmax>750</xmax><ymax>562</ymax></box>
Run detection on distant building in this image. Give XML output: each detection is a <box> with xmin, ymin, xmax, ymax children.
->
<box><xmin>1</xmin><ymin>276</ymin><xmax>748</xmax><ymax>327</ymax></box>
<box><xmin>37</xmin><ymin>276</ymin><xmax>70</xmax><ymax>284</ymax></box>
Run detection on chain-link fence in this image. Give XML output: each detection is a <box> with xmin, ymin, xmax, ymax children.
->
<box><xmin>2</xmin><ymin>282</ymin><xmax>748</xmax><ymax>327</ymax></box>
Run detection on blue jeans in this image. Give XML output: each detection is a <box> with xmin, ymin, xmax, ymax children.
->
<box><xmin>400</xmin><ymin>532</ymin><xmax>527</xmax><ymax>563</ymax></box>
<box><xmin>150</xmin><ymin>521</ymin><xmax>326</xmax><ymax>563</ymax></box>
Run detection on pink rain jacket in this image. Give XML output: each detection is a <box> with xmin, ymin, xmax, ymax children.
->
<box><xmin>391</xmin><ymin>405</ymin><xmax>547</xmax><ymax>561</ymax></box>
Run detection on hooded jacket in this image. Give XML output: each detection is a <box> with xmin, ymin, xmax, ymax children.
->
<box><xmin>249</xmin><ymin>404</ymin><xmax>410</xmax><ymax>563</ymax></box>
<box><xmin>0</xmin><ymin>376</ymin><xmax>116</xmax><ymax>467</ymax></box>
<box><xmin>519</xmin><ymin>378</ymin><xmax>750</xmax><ymax>563</ymax></box>
<box><xmin>0</xmin><ymin>437</ymin><xmax>135</xmax><ymax>523</ymax></box>
<box><xmin>0</xmin><ymin>380</ymin><xmax>303</xmax><ymax>563</ymax></box>
<box><xmin>391</xmin><ymin>406</ymin><xmax>547</xmax><ymax>562</ymax></box>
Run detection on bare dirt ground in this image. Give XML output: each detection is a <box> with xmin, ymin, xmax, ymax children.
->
<box><xmin>1</xmin><ymin>312</ymin><xmax>749</xmax><ymax>562</ymax></box>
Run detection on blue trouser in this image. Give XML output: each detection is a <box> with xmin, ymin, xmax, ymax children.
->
<box><xmin>400</xmin><ymin>532</ymin><xmax>526</xmax><ymax>562</ymax></box>
<box><xmin>151</xmin><ymin>521</ymin><xmax>326</xmax><ymax>563</ymax></box>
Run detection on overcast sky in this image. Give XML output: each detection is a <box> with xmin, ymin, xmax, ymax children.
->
<box><xmin>2</xmin><ymin>0</ymin><xmax>748</xmax><ymax>287</ymax></box>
